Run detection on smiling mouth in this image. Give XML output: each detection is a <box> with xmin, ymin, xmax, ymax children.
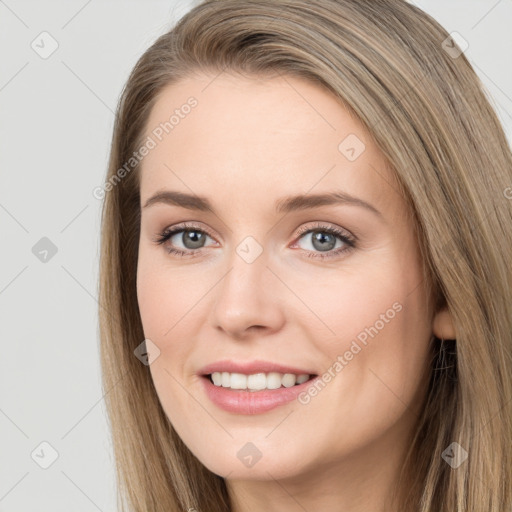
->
<box><xmin>204</xmin><ymin>372</ymin><xmax>318</xmax><ymax>391</ymax></box>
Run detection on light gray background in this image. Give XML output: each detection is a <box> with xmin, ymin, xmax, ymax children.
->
<box><xmin>1</xmin><ymin>1</ymin><xmax>511</xmax><ymax>510</ymax></box>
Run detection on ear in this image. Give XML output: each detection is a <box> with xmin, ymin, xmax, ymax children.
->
<box><xmin>432</xmin><ymin>306</ymin><xmax>456</xmax><ymax>340</ymax></box>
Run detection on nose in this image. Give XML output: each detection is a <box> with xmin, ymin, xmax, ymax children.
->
<box><xmin>210</xmin><ymin>244</ymin><xmax>286</xmax><ymax>340</ymax></box>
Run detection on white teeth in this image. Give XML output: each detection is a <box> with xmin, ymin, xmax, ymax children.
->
<box><xmin>296</xmin><ymin>374</ymin><xmax>309</xmax><ymax>384</ymax></box>
<box><xmin>247</xmin><ymin>373</ymin><xmax>266</xmax><ymax>390</ymax></box>
<box><xmin>230</xmin><ymin>373</ymin><xmax>247</xmax><ymax>389</ymax></box>
<box><xmin>210</xmin><ymin>371</ymin><xmax>311</xmax><ymax>390</ymax></box>
<box><xmin>281</xmin><ymin>373</ymin><xmax>296</xmax><ymax>388</ymax></box>
<box><xmin>211</xmin><ymin>372</ymin><xmax>222</xmax><ymax>386</ymax></box>
<box><xmin>266</xmin><ymin>372</ymin><xmax>283</xmax><ymax>390</ymax></box>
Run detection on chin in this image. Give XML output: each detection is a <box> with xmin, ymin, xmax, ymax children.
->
<box><xmin>190</xmin><ymin>440</ymin><xmax>310</xmax><ymax>481</ymax></box>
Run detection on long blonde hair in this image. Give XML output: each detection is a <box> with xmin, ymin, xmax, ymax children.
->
<box><xmin>98</xmin><ymin>1</ymin><xmax>512</xmax><ymax>510</ymax></box>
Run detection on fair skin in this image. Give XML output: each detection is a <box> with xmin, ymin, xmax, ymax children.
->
<box><xmin>136</xmin><ymin>71</ymin><xmax>455</xmax><ymax>512</ymax></box>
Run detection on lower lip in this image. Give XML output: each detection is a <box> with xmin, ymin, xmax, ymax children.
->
<box><xmin>200</xmin><ymin>375</ymin><xmax>320</xmax><ymax>415</ymax></box>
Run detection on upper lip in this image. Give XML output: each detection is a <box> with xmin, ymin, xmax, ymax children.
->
<box><xmin>198</xmin><ymin>359</ymin><xmax>318</xmax><ymax>376</ymax></box>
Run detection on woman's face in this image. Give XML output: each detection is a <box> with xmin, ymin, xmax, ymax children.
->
<box><xmin>136</xmin><ymin>72</ymin><xmax>442</xmax><ymax>482</ymax></box>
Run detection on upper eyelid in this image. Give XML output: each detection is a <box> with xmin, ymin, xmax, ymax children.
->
<box><xmin>295</xmin><ymin>222</ymin><xmax>354</xmax><ymax>239</ymax></box>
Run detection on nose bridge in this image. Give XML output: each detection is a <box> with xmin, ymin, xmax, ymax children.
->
<box><xmin>219</xmin><ymin>234</ymin><xmax>270</xmax><ymax>307</ymax></box>
<box><xmin>211</xmin><ymin>234</ymin><xmax>284</xmax><ymax>335</ymax></box>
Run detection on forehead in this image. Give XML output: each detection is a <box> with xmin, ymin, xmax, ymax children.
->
<box><xmin>139</xmin><ymin>72</ymin><xmax>402</xmax><ymax>217</ymax></box>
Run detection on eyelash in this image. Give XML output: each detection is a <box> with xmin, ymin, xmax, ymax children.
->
<box><xmin>153</xmin><ymin>222</ymin><xmax>356</xmax><ymax>260</ymax></box>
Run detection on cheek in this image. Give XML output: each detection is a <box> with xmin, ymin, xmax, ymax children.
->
<box><xmin>136</xmin><ymin>250</ymin><xmax>205</xmax><ymax>339</ymax></box>
<box><xmin>301</xmin><ymin>246</ymin><xmax>431</xmax><ymax>389</ymax></box>
<box><xmin>313</xmin><ymin>257</ymin><xmax>432</xmax><ymax>422</ymax></box>
<box><xmin>136</xmin><ymin>276</ymin><xmax>172</xmax><ymax>343</ymax></box>
<box><xmin>285</xmin><ymin>266</ymin><xmax>431</xmax><ymax>464</ymax></box>
<box><xmin>291</xmin><ymin>254</ymin><xmax>421</xmax><ymax>344</ymax></box>
<box><xmin>136</xmin><ymin>253</ymin><xmax>210</xmax><ymax>401</ymax></box>
<box><xmin>136</xmin><ymin>259</ymin><xmax>203</xmax><ymax>429</ymax></box>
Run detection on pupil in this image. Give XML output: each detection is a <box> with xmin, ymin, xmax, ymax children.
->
<box><xmin>183</xmin><ymin>230</ymin><xmax>205</xmax><ymax>249</ymax></box>
<box><xmin>312</xmin><ymin>231</ymin><xmax>335</xmax><ymax>251</ymax></box>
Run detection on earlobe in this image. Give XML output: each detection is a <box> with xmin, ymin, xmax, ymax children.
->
<box><xmin>432</xmin><ymin>307</ymin><xmax>456</xmax><ymax>340</ymax></box>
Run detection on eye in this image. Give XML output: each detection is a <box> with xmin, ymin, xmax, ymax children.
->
<box><xmin>153</xmin><ymin>222</ymin><xmax>216</xmax><ymax>258</ymax></box>
<box><xmin>153</xmin><ymin>221</ymin><xmax>356</xmax><ymax>260</ymax></box>
<box><xmin>291</xmin><ymin>222</ymin><xmax>356</xmax><ymax>260</ymax></box>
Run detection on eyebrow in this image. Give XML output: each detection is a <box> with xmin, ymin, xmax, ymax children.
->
<box><xmin>142</xmin><ymin>190</ymin><xmax>382</xmax><ymax>218</ymax></box>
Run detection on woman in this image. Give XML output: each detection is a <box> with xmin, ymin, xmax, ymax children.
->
<box><xmin>98</xmin><ymin>1</ymin><xmax>512</xmax><ymax>510</ymax></box>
